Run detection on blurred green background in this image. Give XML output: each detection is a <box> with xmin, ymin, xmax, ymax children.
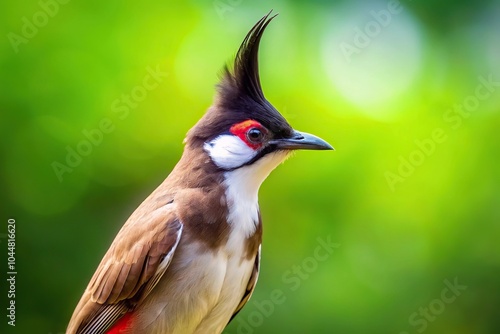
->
<box><xmin>1</xmin><ymin>0</ymin><xmax>500</xmax><ymax>333</ymax></box>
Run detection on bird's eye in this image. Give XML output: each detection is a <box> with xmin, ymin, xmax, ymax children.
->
<box><xmin>247</xmin><ymin>128</ymin><xmax>264</xmax><ymax>143</ymax></box>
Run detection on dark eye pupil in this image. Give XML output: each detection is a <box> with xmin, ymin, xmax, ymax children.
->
<box><xmin>247</xmin><ymin>128</ymin><xmax>262</xmax><ymax>141</ymax></box>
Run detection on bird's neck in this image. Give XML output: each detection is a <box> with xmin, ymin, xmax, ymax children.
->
<box><xmin>167</xmin><ymin>146</ymin><xmax>289</xmax><ymax>238</ymax></box>
<box><xmin>168</xmin><ymin>146</ymin><xmax>223</xmax><ymax>189</ymax></box>
<box><xmin>222</xmin><ymin>150</ymin><xmax>290</xmax><ymax>237</ymax></box>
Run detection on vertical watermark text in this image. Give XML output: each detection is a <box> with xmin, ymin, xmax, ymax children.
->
<box><xmin>6</xmin><ymin>218</ymin><xmax>16</xmax><ymax>327</ymax></box>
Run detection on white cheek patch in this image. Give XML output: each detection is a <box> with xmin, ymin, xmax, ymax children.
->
<box><xmin>204</xmin><ymin>135</ymin><xmax>258</xmax><ymax>169</ymax></box>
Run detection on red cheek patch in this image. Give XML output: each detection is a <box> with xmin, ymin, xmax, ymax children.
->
<box><xmin>230</xmin><ymin>120</ymin><xmax>265</xmax><ymax>149</ymax></box>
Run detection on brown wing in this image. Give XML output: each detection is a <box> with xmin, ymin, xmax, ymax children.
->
<box><xmin>228</xmin><ymin>244</ymin><xmax>261</xmax><ymax>324</ymax></box>
<box><xmin>67</xmin><ymin>203</ymin><xmax>183</xmax><ymax>334</ymax></box>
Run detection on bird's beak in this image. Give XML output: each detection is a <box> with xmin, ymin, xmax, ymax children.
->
<box><xmin>270</xmin><ymin>130</ymin><xmax>334</xmax><ymax>151</ymax></box>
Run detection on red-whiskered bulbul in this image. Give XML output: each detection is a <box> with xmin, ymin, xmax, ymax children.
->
<box><xmin>67</xmin><ymin>12</ymin><xmax>333</xmax><ymax>334</ymax></box>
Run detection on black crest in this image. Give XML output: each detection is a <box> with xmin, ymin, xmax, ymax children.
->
<box><xmin>187</xmin><ymin>11</ymin><xmax>293</xmax><ymax>146</ymax></box>
<box><xmin>222</xmin><ymin>11</ymin><xmax>277</xmax><ymax>105</ymax></box>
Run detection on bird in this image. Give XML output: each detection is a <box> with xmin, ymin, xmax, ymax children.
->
<box><xmin>67</xmin><ymin>11</ymin><xmax>333</xmax><ymax>334</ymax></box>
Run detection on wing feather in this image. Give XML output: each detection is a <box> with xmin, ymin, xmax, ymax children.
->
<box><xmin>67</xmin><ymin>202</ymin><xmax>183</xmax><ymax>334</ymax></box>
<box><xmin>229</xmin><ymin>244</ymin><xmax>261</xmax><ymax>323</ymax></box>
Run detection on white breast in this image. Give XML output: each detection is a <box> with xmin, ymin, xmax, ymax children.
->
<box><xmin>138</xmin><ymin>238</ymin><xmax>254</xmax><ymax>334</ymax></box>
<box><xmin>193</xmin><ymin>234</ymin><xmax>255</xmax><ymax>333</ymax></box>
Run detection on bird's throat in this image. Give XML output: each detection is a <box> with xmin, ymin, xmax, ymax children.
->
<box><xmin>223</xmin><ymin>151</ymin><xmax>289</xmax><ymax>237</ymax></box>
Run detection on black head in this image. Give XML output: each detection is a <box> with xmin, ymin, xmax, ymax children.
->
<box><xmin>185</xmin><ymin>12</ymin><xmax>332</xmax><ymax>171</ymax></box>
<box><xmin>186</xmin><ymin>12</ymin><xmax>292</xmax><ymax>145</ymax></box>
